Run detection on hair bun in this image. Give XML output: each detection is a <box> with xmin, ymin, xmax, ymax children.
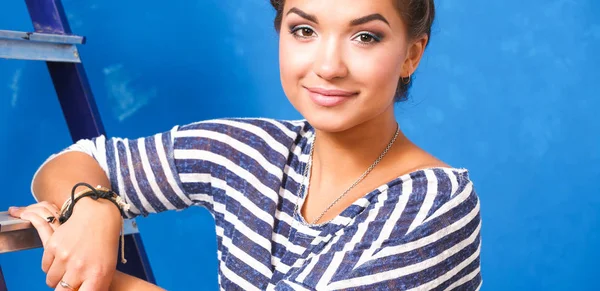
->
<box><xmin>270</xmin><ymin>0</ymin><xmax>282</xmax><ymax>10</ymax></box>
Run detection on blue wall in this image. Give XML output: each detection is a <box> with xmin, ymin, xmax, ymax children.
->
<box><xmin>1</xmin><ymin>0</ymin><xmax>598</xmax><ymax>290</ymax></box>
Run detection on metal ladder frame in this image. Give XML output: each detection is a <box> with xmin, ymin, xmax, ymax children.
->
<box><xmin>0</xmin><ymin>0</ymin><xmax>155</xmax><ymax>289</ymax></box>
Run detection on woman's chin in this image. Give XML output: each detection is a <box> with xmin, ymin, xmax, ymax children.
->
<box><xmin>289</xmin><ymin>98</ymin><xmax>367</xmax><ymax>134</ymax></box>
<box><xmin>303</xmin><ymin>113</ymin><xmax>357</xmax><ymax>134</ymax></box>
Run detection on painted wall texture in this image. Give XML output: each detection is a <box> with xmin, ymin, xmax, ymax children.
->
<box><xmin>1</xmin><ymin>0</ymin><xmax>598</xmax><ymax>290</ymax></box>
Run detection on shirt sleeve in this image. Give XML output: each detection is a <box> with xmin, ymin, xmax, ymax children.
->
<box><xmin>32</xmin><ymin>125</ymin><xmax>196</xmax><ymax>218</ymax></box>
<box><xmin>31</xmin><ymin>118</ymin><xmax>300</xmax><ymax>220</ymax></box>
<box><xmin>276</xmin><ymin>169</ymin><xmax>482</xmax><ymax>291</ymax></box>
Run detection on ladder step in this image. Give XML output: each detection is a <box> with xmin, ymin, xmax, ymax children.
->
<box><xmin>0</xmin><ymin>30</ymin><xmax>85</xmax><ymax>63</ymax></box>
<box><xmin>0</xmin><ymin>30</ymin><xmax>85</xmax><ymax>44</ymax></box>
<box><xmin>0</xmin><ymin>211</ymin><xmax>140</xmax><ymax>254</ymax></box>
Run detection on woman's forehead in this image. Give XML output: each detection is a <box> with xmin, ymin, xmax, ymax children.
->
<box><xmin>283</xmin><ymin>0</ymin><xmax>398</xmax><ymax>17</ymax></box>
<box><xmin>282</xmin><ymin>0</ymin><xmax>402</xmax><ymax>26</ymax></box>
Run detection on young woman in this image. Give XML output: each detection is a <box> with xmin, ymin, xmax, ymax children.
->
<box><xmin>9</xmin><ymin>0</ymin><xmax>481</xmax><ymax>290</ymax></box>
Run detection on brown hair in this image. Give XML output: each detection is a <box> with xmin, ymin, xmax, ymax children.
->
<box><xmin>270</xmin><ymin>0</ymin><xmax>436</xmax><ymax>102</ymax></box>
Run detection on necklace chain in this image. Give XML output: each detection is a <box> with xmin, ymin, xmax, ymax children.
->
<box><xmin>294</xmin><ymin>125</ymin><xmax>401</xmax><ymax>225</ymax></box>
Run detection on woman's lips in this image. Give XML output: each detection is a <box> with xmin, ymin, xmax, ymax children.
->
<box><xmin>304</xmin><ymin>86</ymin><xmax>358</xmax><ymax>107</ymax></box>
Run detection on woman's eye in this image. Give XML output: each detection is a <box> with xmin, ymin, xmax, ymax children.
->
<box><xmin>300</xmin><ymin>28</ymin><xmax>315</xmax><ymax>37</ymax></box>
<box><xmin>291</xmin><ymin>26</ymin><xmax>316</xmax><ymax>38</ymax></box>
<box><xmin>353</xmin><ymin>32</ymin><xmax>382</xmax><ymax>44</ymax></box>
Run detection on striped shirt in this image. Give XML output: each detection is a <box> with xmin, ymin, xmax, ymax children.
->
<box><xmin>57</xmin><ymin>118</ymin><xmax>482</xmax><ymax>290</ymax></box>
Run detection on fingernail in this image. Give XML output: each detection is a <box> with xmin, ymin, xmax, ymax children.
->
<box><xmin>8</xmin><ymin>206</ymin><xmax>18</xmax><ymax>212</ymax></box>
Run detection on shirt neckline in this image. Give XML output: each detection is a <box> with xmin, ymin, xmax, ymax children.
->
<box><xmin>293</xmin><ymin>122</ymin><xmax>469</xmax><ymax>231</ymax></box>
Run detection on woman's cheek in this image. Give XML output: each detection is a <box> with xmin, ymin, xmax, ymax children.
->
<box><xmin>280</xmin><ymin>42</ymin><xmax>315</xmax><ymax>99</ymax></box>
<box><xmin>352</xmin><ymin>48</ymin><xmax>403</xmax><ymax>98</ymax></box>
<box><xmin>283</xmin><ymin>46</ymin><xmax>314</xmax><ymax>78</ymax></box>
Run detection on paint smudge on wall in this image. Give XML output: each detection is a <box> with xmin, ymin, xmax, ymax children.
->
<box><xmin>9</xmin><ymin>69</ymin><xmax>22</xmax><ymax>108</ymax></box>
<box><xmin>103</xmin><ymin>64</ymin><xmax>156</xmax><ymax>122</ymax></box>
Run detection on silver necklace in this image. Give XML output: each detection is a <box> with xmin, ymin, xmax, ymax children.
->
<box><xmin>294</xmin><ymin>124</ymin><xmax>401</xmax><ymax>225</ymax></box>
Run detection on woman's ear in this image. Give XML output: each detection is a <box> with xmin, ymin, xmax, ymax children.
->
<box><xmin>402</xmin><ymin>35</ymin><xmax>429</xmax><ymax>77</ymax></box>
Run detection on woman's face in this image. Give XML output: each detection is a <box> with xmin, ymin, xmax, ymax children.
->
<box><xmin>279</xmin><ymin>0</ymin><xmax>422</xmax><ymax>133</ymax></box>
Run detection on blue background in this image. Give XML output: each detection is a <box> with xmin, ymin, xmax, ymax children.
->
<box><xmin>1</xmin><ymin>0</ymin><xmax>599</xmax><ymax>290</ymax></box>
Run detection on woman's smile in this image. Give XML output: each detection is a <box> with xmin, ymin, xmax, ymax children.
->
<box><xmin>303</xmin><ymin>86</ymin><xmax>359</xmax><ymax>107</ymax></box>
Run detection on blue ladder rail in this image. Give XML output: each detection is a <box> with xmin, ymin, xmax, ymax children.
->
<box><xmin>0</xmin><ymin>266</ymin><xmax>5</xmax><ymax>291</ymax></box>
<box><xmin>0</xmin><ymin>0</ymin><xmax>156</xmax><ymax>289</ymax></box>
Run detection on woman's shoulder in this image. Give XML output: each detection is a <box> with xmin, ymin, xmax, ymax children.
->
<box><xmin>403</xmin><ymin>166</ymin><xmax>473</xmax><ymax>191</ymax></box>
<box><xmin>375</xmin><ymin>166</ymin><xmax>478</xmax><ymax>239</ymax></box>
<box><xmin>172</xmin><ymin>117</ymin><xmax>312</xmax><ymax>151</ymax></box>
<box><xmin>381</xmin><ymin>143</ymin><xmax>477</xmax><ymax>211</ymax></box>
<box><xmin>388</xmin><ymin>142</ymin><xmax>473</xmax><ymax>195</ymax></box>
<box><xmin>175</xmin><ymin>117</ymin><xmax>309</xmax><ymax>135</ymax></box>
<box><xmin>386</xmin><ymin>165</ymin><xmax>473</xmax><ymax>194</ymax></box>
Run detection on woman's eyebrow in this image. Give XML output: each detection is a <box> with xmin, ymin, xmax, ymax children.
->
<box><xmin>286</xmin><ymin>7</ymin><xmax>318</xmax><ymax>24</ymax></box>
<box><xmin>285</xmin><ymin>8</ymin><xmax>390</xmax><ymax>28</ymax></box>
<box><xmin>350</xmin><ymin>13</ymin><xmax>390</xmax><ymax>27</ymax></box>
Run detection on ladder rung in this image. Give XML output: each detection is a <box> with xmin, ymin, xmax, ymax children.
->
<box><xmin>0</xmin><ymin>30</ymin><xmax>85</xmax><ymax>44</ymax></box>
<box><xmin>0</xmin><ymin>29</ymin><xmax>85</xmax><ymax>63</ymax></box>
<box><xmin>0</xmin><ymin>211</ymin><xmax>140</xmax><ymax>254</ymax></box>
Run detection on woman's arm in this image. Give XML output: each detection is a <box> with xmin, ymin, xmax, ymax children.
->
<box><xmin>22</xmin><ymin>118</ymin><xmax>290</xmax><ymax>290</ymax></box>
<box><xmin>110</xmin><ymin>272</ymin><xmax>165</xmax><ymax>291</ymax></box>
<box><xmin>32</xmin><ymin>150</ymin><xmax>122</xmax><ymax>220</ymax></box>
<box><xmin>20</xmin><ymin>127</ymin><xmax>194</xmax><ymax>291</ymax></box>
<box><xmin>26</xmin><ymin>151</ymin><xmax>125</xmax><ymax>291</ymax></box>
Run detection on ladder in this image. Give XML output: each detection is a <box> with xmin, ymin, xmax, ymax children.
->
<box><xmin>0</xmin><ymin>0</ymin><xmax>155</xmax><ymax>289</ymax></box>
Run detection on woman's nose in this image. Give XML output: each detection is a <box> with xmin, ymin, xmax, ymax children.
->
<box><xmin>313</xmin><ymin>37</ymin><xmax>349</xmax><ymax>81</ymax></box>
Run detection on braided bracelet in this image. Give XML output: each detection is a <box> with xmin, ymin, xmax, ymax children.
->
<box><xmin>58</xmin><ymin>182</ymin><xmax>130</xmax><ymax>224</ymax></box>
<box><xmin>53</xmin><ymin>182</ymin><xmax>131</xmax><ymax>264</ymax></box>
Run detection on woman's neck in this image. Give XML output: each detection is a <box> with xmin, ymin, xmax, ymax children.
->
<box><xmin>310</xmin><ymin>108</ymin><xmax>407</xmax><ymax>190</ymax></box>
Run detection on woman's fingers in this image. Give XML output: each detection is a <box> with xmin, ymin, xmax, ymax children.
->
<box><xmin>54</xmin><ymin>272</ymin><xmax>82</xmax><ymax>291</ymax></box>
<box><xmin>26</xmin><ymin>205</ymin><xmax>60</xmax><ymax>230</ymax></box>
<box><xmin>8</xmin><ymin>206</ymin><xmax>25</xmax><ymax>217</ymax></box>
<box><xmin>42</xmin><ymin>246</ymin><xmax>56</xmax><ymax>273</ymax></box>
<box><xmin>19</xmin><ymin>210</ymin><xmax>54</xmax><ymax>246</ymax></box>
<box><xmin>8</xmin><ymin>202</ymin><xmax>62</xmax><ymax>273</ymax></box>
<box><xmin>34</xmin><ymin>206</ymin><xmax>60</xmax><ymax>230</ymax></box>
<box><xmin>9</xmin><ymin>202</ymin><xmax>61</xmax><ymax>230</ymax></box>
<box><xmin>26</xmin><ymin>206</ymin><xmax>57</xmax><ymax>228</ymax></box>
<box><xmin>46</xmin><ymin>256</ymin><xmax>68</xmax><ymax>288</ymax></box>
<box><xmin>37</xmin><ymin>201</ymin><xmax>61</xmax><ymax>222</ymax></box>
